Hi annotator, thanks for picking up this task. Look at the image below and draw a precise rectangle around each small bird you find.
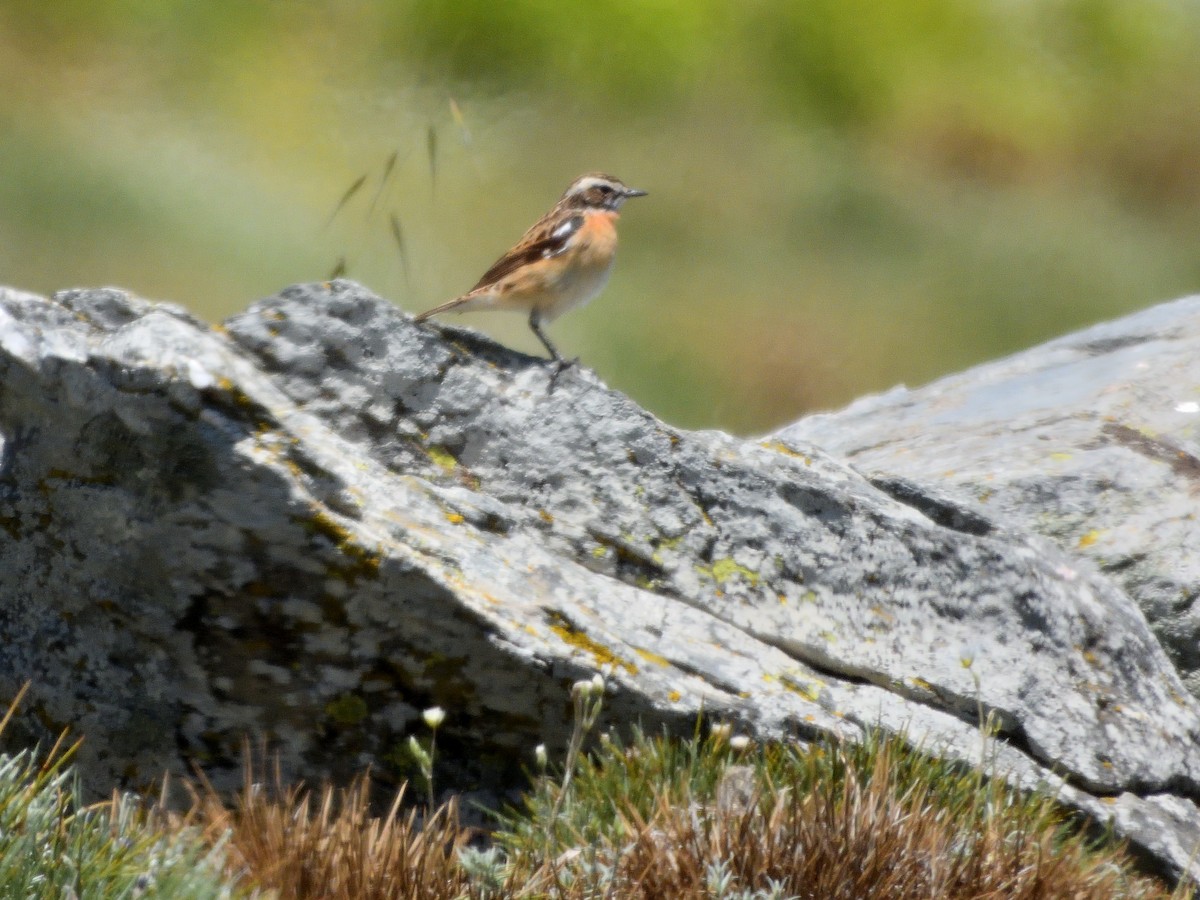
[414,172,647,364]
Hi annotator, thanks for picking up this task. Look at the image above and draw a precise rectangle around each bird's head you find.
[561,173,647,211]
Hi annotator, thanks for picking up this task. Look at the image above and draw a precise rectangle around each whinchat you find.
[414,173,647,364]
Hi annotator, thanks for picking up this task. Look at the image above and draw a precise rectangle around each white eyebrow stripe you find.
[567,176,616,196]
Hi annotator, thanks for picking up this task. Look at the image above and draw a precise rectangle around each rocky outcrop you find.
[0,281,1197,883]
[781,297,1200,697]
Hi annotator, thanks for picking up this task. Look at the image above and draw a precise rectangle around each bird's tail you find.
[413,294,478,322]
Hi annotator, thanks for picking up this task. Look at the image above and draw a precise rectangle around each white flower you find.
[730,735,751,752]
[958,642,982,670]
[535,743,548,769]
[423,706,446,729]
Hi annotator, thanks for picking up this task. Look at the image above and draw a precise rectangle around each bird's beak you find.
[623,187,648,198]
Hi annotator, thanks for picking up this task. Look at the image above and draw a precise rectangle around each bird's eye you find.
[597,184,613,194]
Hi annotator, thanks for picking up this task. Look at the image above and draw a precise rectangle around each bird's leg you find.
[528,311,563,363]
[529,311,579,392]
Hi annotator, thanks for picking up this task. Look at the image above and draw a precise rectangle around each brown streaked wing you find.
[469,214,584,291]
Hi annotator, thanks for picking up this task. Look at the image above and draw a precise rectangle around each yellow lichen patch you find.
[547,614,637,675]
[634,647,670,668]
[650,534,685,564]
[758,439,812,464]
[444,512,465,525]
[668,690,682,703]
[696,558,760,587]
[1077,529,1103,548]
[302,507,383,579]
[210,377,275,428]
[306,507,354,545]
[43,468,101,486]
[539,509,555,523]
[780,675,821,702]
[324,693,368,726]
[427,446,458,473]
[1049,452,1073,462]
[591,546,609,559]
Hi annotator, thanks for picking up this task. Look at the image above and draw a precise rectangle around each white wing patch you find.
[544,215,584,257]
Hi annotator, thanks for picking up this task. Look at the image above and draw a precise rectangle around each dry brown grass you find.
[594,745,1172,899]
[503,736,1182,900]
[179,763,474,900]
[170,734,1185,900]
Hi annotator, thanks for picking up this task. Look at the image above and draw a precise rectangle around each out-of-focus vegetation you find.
[2,1,1199,432]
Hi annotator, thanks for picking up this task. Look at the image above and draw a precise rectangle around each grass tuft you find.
[493,729,1184,899]
[0,685,242,898]
[0,678,1182,899]
[180,759,475,899]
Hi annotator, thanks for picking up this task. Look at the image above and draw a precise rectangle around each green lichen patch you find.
[427,445,458,473]
[650,533,685,564]
[586,531,669,590]
[696,557,761,587]
[324,693,369,726]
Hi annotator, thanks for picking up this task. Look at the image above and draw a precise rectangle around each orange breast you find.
[489,210,622,318]
[573,210,620,261]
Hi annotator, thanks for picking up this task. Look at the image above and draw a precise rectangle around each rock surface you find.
[781,296,1200,696]
[0,281,1197,883]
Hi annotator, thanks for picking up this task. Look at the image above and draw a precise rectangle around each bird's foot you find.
[546,356,580,392]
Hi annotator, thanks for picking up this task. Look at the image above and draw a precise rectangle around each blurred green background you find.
[2,1,1199,433]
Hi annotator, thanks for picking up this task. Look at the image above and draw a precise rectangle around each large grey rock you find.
[0,281,1197,884]
[780,296,1200,695]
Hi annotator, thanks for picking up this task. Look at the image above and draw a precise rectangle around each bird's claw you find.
[547,357,580,392]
